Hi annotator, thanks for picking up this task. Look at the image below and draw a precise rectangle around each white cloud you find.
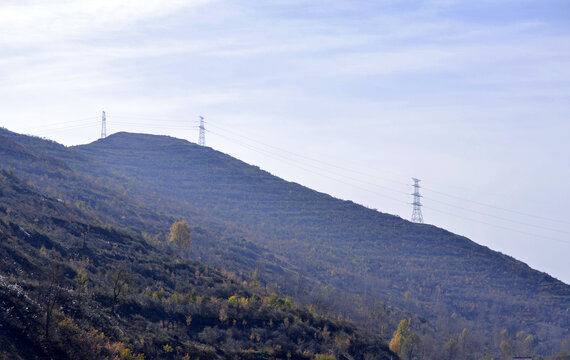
[0,0,211,45]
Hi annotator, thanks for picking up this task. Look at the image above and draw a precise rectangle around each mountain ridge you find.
[73,131,568,355]
[1,127,568,358]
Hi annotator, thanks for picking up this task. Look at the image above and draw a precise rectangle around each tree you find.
[522,334,536,356]
[390,319,411,355]
[390,319,422,359]
[514,330,535,356]
[458,328,471,357]
[42,261,62,341]
[75,267,89,295]
[499,340,511,360]
[402,332,421,360]
[110,265,131,313]
[168,220,192,252]
[444,339,458,360]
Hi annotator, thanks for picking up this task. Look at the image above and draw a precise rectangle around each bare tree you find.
[110,265,131,313]
[43,261,62,341]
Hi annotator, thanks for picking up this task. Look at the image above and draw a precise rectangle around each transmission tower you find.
[411,177,424,223]
[198,116,205,146]
[100,111,107,139]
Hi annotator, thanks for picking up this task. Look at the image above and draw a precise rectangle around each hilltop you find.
[1,128,569,359]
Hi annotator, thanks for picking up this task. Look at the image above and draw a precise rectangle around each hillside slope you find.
[1,128,568,358]
[74,132,570,356]
[0,129,304,288]
[0,141,393,359]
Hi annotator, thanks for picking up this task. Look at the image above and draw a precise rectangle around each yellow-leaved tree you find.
[389,318,421,359]
[389,319,410,354]
[168,220,192,252]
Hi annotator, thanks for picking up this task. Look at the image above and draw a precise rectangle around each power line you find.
[206,126,570,237]
[205,121,409,189]
[19,116,99,132]
[204,122,568,231]
[424,206,570,245]
[422,186,569,225]
[112,114,188,122]
[204,121,570,227]
[26,122,99,135]
[112,121,192,130]
[206,129,409,206]
[205,121,570,230]
[208,128,570,245]
[205,127,411,198]
[204,123,418,209]
[20,113,570,236]
[426,196,570,235]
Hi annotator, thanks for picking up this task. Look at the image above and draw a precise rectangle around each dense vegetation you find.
[1,128,569,359]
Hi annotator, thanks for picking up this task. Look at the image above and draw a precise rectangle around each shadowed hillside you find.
[1,128,568,358]
[0,135,393,359]
[0,129,313,297]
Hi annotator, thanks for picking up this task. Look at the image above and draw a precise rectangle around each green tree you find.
[444,339,458,360]
[499,340,511,360]
[168,220,192,252]
[75,267,89,295]
[522,334,536,356]
[401,332,421,360]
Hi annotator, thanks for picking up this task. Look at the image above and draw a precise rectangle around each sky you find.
[0,0,569,283]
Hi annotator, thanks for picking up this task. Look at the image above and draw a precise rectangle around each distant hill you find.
[1,128,569,359]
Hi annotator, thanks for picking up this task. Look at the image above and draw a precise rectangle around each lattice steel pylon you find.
[101,111,107,139]
[411,177,424,223]
[198,116,205,146]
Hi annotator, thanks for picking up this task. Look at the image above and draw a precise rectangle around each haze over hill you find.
[1,127,568,358]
